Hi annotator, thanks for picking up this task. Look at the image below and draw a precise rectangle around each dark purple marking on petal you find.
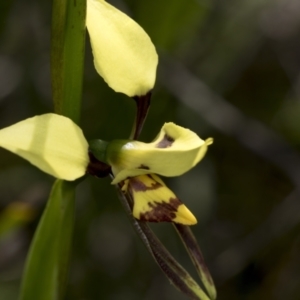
[139,198,182,222]
[138,164,150,170]
[156,134,175,148]
[129,175,162,192]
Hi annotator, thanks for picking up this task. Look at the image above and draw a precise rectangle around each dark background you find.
[1,0,300,299]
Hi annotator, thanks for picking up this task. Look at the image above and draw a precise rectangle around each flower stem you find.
[51,0,86,124]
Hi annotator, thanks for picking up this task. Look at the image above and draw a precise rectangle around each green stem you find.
[21,0,88,299]
[51,0,86,123]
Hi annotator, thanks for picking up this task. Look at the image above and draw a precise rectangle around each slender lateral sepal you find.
[174,224,217,300]
[115,180,211,300]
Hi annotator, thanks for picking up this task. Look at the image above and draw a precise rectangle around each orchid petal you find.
[107,123,213,183]
[0,114,89,180]
[86,0,158,97]
[124,174,197,225]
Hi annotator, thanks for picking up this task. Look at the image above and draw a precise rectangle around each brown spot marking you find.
[156,134,175,148]
[139,198,182,222]
[129,175,161,192]
[138,164,150,170]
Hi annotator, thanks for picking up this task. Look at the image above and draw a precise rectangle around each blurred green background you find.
[1,0,300,299]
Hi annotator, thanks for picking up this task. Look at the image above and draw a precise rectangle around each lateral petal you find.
[0,114,89,180]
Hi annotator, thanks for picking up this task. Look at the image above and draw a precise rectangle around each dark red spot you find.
[156,134,174,148]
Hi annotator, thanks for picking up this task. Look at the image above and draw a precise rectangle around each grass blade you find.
[20,180,76,300]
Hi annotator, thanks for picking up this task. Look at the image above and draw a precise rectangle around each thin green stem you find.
[21,1,88,299]
[51,0,86,123]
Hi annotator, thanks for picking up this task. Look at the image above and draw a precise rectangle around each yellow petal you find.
[0,114,89,180]
[108,122,213,183]
[86,0,158,97]
[125,174,197,225]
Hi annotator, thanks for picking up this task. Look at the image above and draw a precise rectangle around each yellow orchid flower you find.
[105,122,213,184]
[86,0,158,97]
[0,115,212,225]
[90,123,213,225]
[0,114,89,181]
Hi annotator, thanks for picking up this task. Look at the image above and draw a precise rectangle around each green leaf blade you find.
[19,180,75,300]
